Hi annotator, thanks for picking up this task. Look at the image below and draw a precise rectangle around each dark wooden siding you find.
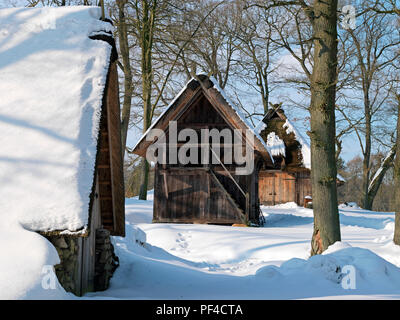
[79,177,102,295]
[153,92,260,224]
[295,170,312,205]
[106,61,125,236]
[96,60,125,237]
[154,167,243,224]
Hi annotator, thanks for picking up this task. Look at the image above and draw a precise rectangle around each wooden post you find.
[162,171,168,199]
[245,192,250,225]
[100,0,105,21]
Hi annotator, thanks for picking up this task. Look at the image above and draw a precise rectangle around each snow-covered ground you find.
[84,195,400,300]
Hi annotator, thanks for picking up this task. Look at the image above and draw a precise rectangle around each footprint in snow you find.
[172,232,191,253]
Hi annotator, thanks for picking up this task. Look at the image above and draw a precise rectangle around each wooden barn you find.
[256,107,344,206]
[0,7,124,296]
[133,75,273,226]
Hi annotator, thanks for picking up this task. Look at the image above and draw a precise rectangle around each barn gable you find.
[133,75,272,225]
[133,75,273,162]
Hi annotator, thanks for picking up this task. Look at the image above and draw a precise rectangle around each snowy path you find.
[86,196,400,300]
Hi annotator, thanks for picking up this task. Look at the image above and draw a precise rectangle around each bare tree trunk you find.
[138,158,150,200]
[117,0,134,157]
[138,0,156,200]
[361,93,372,209]
[366,145,396,210]
[309,0,341,255]
[393,95,400,245]
[100,0,105,20]
[335,138,342,163]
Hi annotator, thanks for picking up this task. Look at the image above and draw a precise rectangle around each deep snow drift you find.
[84,197,400,300]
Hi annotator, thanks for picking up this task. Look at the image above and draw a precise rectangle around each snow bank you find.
[97,221,400,299]
[264,202,300,209]
[87,199,400,299]
[323,241,353,254]
[0,222,73,299]
[255,242,400,295]
[0,6,113,299]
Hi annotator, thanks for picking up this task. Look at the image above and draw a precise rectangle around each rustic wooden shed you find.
[0,7,125,297]
[256,107,344,206]
[133,75,273,226]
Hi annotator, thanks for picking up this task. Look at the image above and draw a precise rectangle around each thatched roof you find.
[256,107,311,170]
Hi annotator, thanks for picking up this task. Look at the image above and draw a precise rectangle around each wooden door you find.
[259,172,276,205]
[275,172,296,204]
[258,171,297,205]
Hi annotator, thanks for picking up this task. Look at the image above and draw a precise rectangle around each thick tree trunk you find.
[309,0,341,255]
[393,96,400,245]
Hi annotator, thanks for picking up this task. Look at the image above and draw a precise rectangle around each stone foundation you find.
[46,235,80,294]
[94,228,119,291]
[46,228,119,295]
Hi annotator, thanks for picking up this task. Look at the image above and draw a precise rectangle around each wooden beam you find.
[209,169,247,224]
[162,171,168,199]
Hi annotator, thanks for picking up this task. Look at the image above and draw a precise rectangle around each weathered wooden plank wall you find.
[154,167,245,224]
[258,170,311,206]
[95,60,125,236]
[295,170,312,205]
[79,176,102,295]
[106,60,125,236]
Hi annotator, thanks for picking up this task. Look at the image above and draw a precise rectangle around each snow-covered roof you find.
[280,116,345,181]
[256,108,346,182]
[0,7,114,233]
[266,132,286,157]
[256,108,311,169]
[282,118,311,169]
